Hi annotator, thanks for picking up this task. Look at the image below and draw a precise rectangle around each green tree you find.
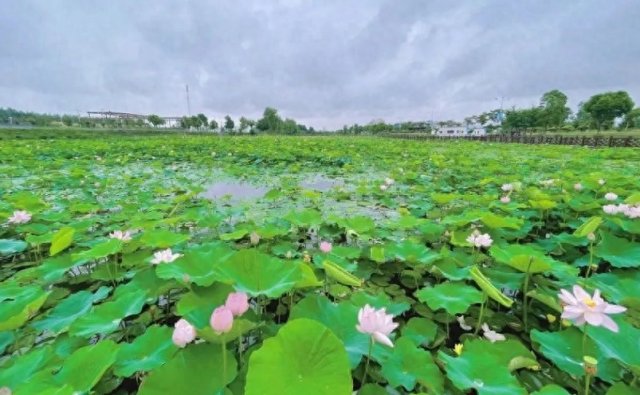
[280,118,299,134]
[197,113,208,128]
[238,117,255,133]
[209,119,219,130]
[583,91,634,130]
[256,107,283,132]
[224,115,235,131]
[622,108,640,129]
[539,90,570,129]
[61,115,74,127]
[147,114,165,127]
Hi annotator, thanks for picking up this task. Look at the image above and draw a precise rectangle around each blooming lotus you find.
[8,210,31,224]
[482,323,506,342]
[225,292,249,317]
[500,195,511,204]
[574,183,583,191]
[109,230,132,242]
[604,192,618,201]
[501,183,513,192]
[384,177,395,185]
[379,184,388,191]
[210,306,234,334]
[598,179,606,185]
[319,241,332,253]
[172,319,196,348]
[558,285,626,332]
[466,231,493,248]
[151,249,182,264]
[249,231,260,245]
[356,304,398,348]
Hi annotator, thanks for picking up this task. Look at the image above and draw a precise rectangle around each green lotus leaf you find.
[176,283,235,328]
[32,287,110,334]
[380,337,443,392]
[219,228,248,241]
[72,238,123,263]
[155,242,234,286]
[594,232,640,268]
[213,249,301,298]
[114,325,178,377]
[401,317,438,347]
[69,290,147,337]
[588,271,640,304]
[416,282,483,315]
[138,343,237,395]
[531,385,571,395]
[480,212,524,229]
[0,239,28,255]
[385,240,440,266]
[52,340,119,393]
[49,226,75,256]
[490,244,554,273]
[245,319,352,395]
[0,283,50,331]
[139,229,190,248]
[606,383,638,395]
[0,346,58,390]
[574,216,603,237]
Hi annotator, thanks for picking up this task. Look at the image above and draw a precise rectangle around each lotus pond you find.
[1,132,640,395]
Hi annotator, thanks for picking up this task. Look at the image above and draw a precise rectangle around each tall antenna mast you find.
[185,84,191,116]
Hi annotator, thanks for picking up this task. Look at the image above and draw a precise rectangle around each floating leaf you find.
[381,337,443,392]
[49,227,75,256]
[416,282,483,315]
[245,319,352,395]
[114,325,178,377]
[594,232,640,268]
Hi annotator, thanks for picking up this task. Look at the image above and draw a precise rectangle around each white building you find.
[433,124,487,137]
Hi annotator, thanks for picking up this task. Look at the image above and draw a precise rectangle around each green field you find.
[1,131,640,394]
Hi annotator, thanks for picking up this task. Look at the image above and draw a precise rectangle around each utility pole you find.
[185,84,191,116]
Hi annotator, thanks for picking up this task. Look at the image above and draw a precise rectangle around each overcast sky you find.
[1,1,638,129]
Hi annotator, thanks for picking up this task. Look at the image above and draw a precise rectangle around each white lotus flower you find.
[501,183,513,192]
[466,231,493,248]
[356,304,399,348]
[384,177,395,185]
[151,249,182,264]
[604,192,618,201]
[379,184,388,191]
[457,315,472,331]
[559,285,626,332]
[482,323,506,342]
[109,230,132,242]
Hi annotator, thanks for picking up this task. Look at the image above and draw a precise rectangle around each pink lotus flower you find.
[225,292,249,317]
[172,318,196,348]
[109,230,132,242]
[558,285,627,332]
[210,306,234,334]
[379,184,388,191]
[574,183,583,191]
[8,210,31,224]
[319,241,332,253]
[356,304,398,348]
[151,249,182,264]
[602,204,618,214]
[500,196,511,204]
[466,231,493,248]
[604,192,618,201]
[501,183,513,192]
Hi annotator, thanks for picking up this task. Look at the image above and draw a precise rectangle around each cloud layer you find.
[1,0,639,129]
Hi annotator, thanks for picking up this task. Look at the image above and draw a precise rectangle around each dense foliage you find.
[1,132,640,394]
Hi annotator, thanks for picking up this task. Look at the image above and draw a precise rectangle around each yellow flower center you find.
[583,298,596,308]
[454,343,463,356]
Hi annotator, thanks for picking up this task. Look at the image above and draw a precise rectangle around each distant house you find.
[433,124,487,137]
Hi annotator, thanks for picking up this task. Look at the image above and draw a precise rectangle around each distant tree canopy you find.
[147,114,165,127]
[224,115,235,131]
[254,107,309,134]
[504,90,570,131]
[209,119,219,130]
[583,91,634,130]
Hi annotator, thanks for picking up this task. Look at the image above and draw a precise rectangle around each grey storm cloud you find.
[1,0,639,129]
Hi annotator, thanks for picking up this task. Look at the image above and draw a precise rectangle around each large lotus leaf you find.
[594,232,640,268]
[462,339,538,371]
[490,244,553,273]
[113,268,175,299]
[139,229,190,248]
[32,287,110,334]
[219,228,249,241]
[156,242,234,286]
[0,346,58,389]
[0,283,50,331]
[342,216,376,234]
[53,340,119,392]
[138,342,237,394]
[588,271,640,304]
[401,317,438,347]
[284,208,322,227]
[176,283,234,328]
[49,226,75,256]
[0,331,15,354]
[480,212,524,229]
[213,249,301,298]
[69,290,147,337]
[72,239,123,263]
[380,337,443,392]
[290,294,373,368]
[531,328,622,382]
[114,325,178,377]
[587,317,640,368]
[416,282,483,315]
[438,348,526,395]
[606,383,638,395]
[385,240,440,266]
[245,319,352,395]
[0,239,28,255]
